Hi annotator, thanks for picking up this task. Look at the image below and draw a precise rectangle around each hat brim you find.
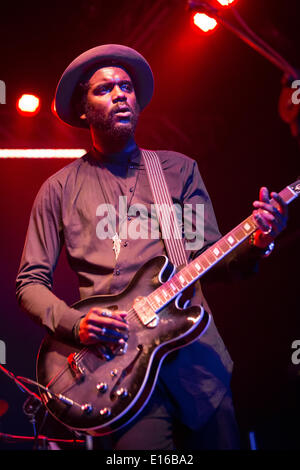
[54,44,154,128]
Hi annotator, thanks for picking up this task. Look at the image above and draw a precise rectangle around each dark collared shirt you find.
[16,146,256,428]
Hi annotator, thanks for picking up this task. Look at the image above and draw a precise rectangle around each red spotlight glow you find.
[193,13,218,33]
[17,94,40,115]
[216,0,237,5]
[51,98,58,118]
[0,149,87,159]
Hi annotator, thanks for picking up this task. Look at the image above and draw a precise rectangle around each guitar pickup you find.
[67,353,85,381]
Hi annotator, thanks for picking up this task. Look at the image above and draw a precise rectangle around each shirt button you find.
[123,241,128,247]
[129,187,134,192]
[115,269,121,276]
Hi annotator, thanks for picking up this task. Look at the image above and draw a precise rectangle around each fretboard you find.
[146,181,299,313]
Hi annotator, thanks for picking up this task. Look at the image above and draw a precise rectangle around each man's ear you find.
[75,81,88,122]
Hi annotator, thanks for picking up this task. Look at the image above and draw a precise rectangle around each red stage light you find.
[17,94,40,115]
[216,0,237,5]
[51,98,58,118]
[193,13,218,33]
[51,98,56,113]
[0,149,87,159]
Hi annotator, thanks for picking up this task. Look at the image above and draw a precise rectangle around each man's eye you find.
[121,83,133,92]
[94,85,111,95]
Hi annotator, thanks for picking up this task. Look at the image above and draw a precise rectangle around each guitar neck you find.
[147,181,300,313]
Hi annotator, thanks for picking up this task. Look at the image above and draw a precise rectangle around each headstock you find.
[289,179,300,195]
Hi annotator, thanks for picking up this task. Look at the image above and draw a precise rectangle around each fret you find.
[178,274,188,286]
[193,261,203,273]
[198,255,210,269]
[164,284,175,297]
[189,264,200,278]
[241,219,255,233]
[242,216,257,232]
[158,280,179,303]
[280,187,289,200]
[211,246,223,258]
[169,281,178,293]
[161,288,170,300]
[242,222,251,232]
[180,267,194,282]
[154,294,163,306]
[232,226,247,241]
[218,239,231,253]
[284,186,299,202]
[203,250,216,265]
[171,276,182,290]
[232,217,257,242]
[226,233,237,246]
[147,296,158,312]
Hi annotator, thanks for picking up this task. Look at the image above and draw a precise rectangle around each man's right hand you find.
[78,308,129,346]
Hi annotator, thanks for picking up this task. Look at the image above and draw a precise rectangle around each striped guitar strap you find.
[141,149,188,268]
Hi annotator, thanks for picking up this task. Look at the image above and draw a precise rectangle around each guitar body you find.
[36,256,210,436]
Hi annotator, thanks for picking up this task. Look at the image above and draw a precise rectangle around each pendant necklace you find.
[95,158,140,260]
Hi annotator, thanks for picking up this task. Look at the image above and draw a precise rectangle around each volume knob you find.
[99,407,111,417]
[96,382,108,393]
[116,388,128,398]
[81,403,93,414]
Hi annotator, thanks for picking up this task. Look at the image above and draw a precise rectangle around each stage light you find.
[51,98,57,116]
[193,13,218,32]
[216,0,236,6]
[0,149,87,159]
[17,94,40,115]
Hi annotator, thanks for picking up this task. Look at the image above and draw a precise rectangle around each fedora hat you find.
[54,44,154,128]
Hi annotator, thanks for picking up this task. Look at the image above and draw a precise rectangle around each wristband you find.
[249,233,275,258]
[262,241,275,258]
[72,317,83,343]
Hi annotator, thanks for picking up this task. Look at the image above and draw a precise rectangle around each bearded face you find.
[80,66,140,144]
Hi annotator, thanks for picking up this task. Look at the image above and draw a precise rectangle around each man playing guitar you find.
[16,44,288,450]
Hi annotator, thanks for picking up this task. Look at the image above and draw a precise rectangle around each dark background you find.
[0,0,299,450]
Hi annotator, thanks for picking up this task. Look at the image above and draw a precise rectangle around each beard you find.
[84,101,140,144]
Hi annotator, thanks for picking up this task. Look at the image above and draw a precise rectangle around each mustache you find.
[111,104,132,115]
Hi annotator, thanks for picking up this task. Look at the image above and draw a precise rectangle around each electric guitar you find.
[36,180,300,436]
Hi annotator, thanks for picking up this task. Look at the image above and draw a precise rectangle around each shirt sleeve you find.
[16,178,82,341]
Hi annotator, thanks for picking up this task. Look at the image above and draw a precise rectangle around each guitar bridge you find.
[67,353,85,381]
[132,296,159,327]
